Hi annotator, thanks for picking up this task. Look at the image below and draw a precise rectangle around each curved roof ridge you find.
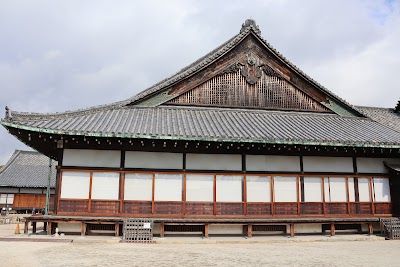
[0,150,21,175]
[3,99,130,121]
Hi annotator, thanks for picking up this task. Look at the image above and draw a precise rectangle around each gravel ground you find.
[0,220,399,267]
[0,239,399,267]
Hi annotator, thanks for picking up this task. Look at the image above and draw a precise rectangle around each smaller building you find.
[0,150,56,213]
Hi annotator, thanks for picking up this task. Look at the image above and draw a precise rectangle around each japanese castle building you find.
[2,20,400,236]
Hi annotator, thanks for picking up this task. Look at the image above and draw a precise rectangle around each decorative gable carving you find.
[167,65,331,112]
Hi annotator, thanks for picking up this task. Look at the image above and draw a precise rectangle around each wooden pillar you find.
[160,222,165,238]
[330,223,335,236]
[47,222,52,236]
[32,222,37,233]
[24,220,29,234]
[81,222,86,236]
[204,223,209,238]
[290,223,295,237]
[247,224,252,238]
[115,223,120,237]
[368,223,373,235]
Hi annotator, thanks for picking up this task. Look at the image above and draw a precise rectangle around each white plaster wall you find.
[303,157,353,173]
[357,158,400,173]
[246,155,301,172]
[58,222,81,233]
[125,151,183,169]
[208,224,243,235]
[294,224,322,234]
[63,149,120,168]
[186,154,241,171]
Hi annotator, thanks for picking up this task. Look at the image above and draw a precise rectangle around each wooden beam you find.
[24,220,29,234]
[32,222,37,234]
[368,223,373,235]
[290,223,295,237]
[330,223,335,236]
[204,223,209,238]
[115,223,119,237]
[48,222,52,235]
[160,222,164,238]
[81,222,86,236]
[247,224,252,238]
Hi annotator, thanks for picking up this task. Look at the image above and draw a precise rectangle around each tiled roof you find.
[356,106,400,133]
[3,106,400,147]
[0,150,56,188]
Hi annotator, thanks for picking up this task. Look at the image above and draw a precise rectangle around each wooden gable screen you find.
[167,69,330,112]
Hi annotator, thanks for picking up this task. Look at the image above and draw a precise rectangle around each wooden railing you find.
[246,202,272,216]
[215,202,244,215]
[57,199,392,217]
[154,201,183,215]
[90,200,119,214]
[123,201,152,214]
[301,203,324,215]
[59,199,88,213]
[185,202,214,216]
[274,203,298,215]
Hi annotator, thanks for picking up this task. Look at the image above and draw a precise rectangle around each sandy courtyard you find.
[0,238,399,267]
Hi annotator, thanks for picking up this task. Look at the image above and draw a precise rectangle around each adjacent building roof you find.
[0,150,56,188]
[3,106,400,147]
[356,106,400,134]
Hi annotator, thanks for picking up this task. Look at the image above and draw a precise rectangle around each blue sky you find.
[0,0,399,164]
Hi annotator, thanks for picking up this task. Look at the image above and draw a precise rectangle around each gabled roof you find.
[0,150,56,188]
[356,106,400,134]
[126,19,362,116]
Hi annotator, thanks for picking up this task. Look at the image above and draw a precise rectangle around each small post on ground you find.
[204,223,209,238]
[368,223,373,235]
[115,223,119,237]
[15,223,21,234]
[47,222,52,235]
[290,223,295,237]
[81,222,86,236]
[24,220,29,234]
[330,223,335,236]
[32,222,37,233]
[160,222,165,238]
[247,224,252,238]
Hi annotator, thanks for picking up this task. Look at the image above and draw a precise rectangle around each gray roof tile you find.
[356,106,400,133]
[0,150,56,188]
[4,106,400,147]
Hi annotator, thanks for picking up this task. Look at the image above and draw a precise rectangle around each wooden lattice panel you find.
[168,70,330,112]
[123,218,154,243]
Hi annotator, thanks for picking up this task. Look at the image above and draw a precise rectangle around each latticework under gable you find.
[167,70,331,112]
